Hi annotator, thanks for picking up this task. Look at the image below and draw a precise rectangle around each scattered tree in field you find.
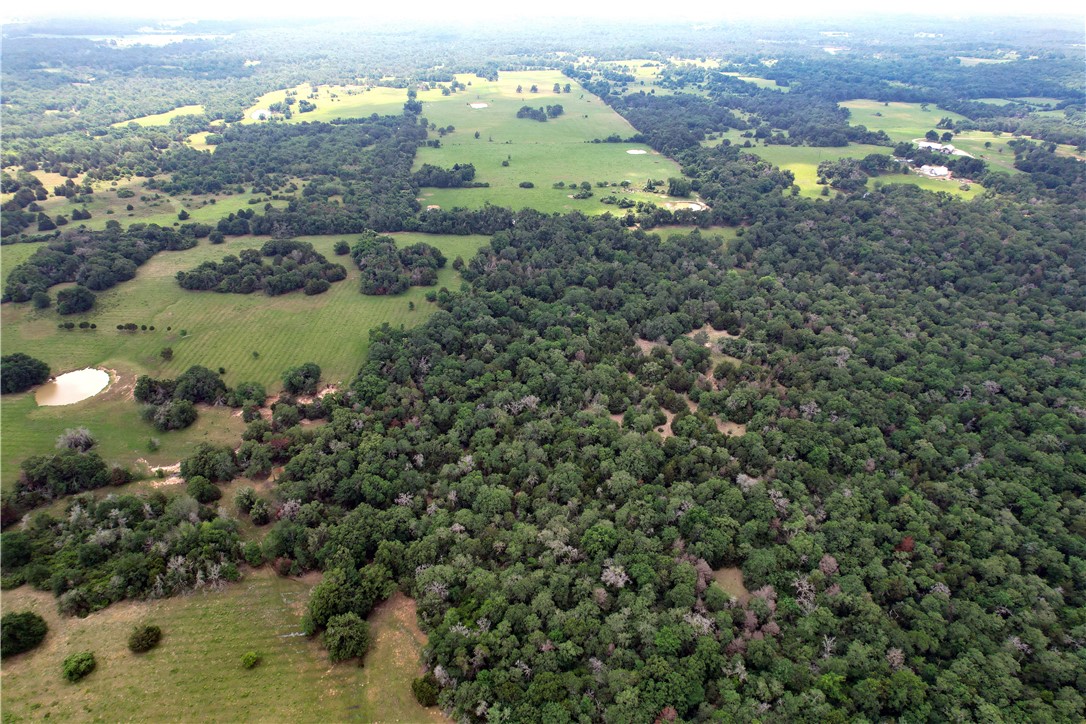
[128,625,162,653]
[412,673,440,706]
[240,651,261,669]
[56,286,95,315]
[62,652,96,682]
[1,612,48,656]
[1,353,50,394]
[282,362,322,396]
[322,612,371,663]
[186,475,222,504]
[160,347,173,361]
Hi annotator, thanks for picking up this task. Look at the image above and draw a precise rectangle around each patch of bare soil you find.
[635,337,665,355]
[712,567,751,604]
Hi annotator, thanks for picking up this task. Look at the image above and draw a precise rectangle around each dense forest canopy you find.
[1,13,1084,724]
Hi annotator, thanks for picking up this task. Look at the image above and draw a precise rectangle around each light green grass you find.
[1,233,489,485]
[652,225,739,244]
[0,570,445,722]
[412,71,692,213]
[239,72,695,215]
[1,242,42,288]
[111,104,206,127]
[242,84,411,124]
[721,72,787,92]
[30,178,289,232]
[840,100,969,142]
[1,384,247,492]
[186,131,218,152]
[742,144,981,198]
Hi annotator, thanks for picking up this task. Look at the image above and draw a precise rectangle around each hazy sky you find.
[7,0,1085,22]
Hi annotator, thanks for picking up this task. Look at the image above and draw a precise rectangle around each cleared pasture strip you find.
[0,570,441,722]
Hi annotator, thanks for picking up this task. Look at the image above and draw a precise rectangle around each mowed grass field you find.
[242,72,695,215]
[743,144,979,198]
[413,71,691,214]
[110,104,206,127]
[840,100,970,142]
[0,233,489,486]
[0,570,446,723]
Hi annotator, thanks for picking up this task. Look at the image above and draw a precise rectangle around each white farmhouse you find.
[920,165,951,177]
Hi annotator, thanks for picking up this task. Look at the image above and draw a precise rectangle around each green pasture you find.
[839,100,969,142]
[412,71,693,213]
[27,177,289,232]
[242,84,410,124]
[0,233,489,485]
[743,144,980,198]
[111,104,206,127]
[239,72,696,215]
[186,131,218,152]
[0,570,444,722]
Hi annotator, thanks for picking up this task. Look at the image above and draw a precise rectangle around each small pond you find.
[35,368,110,406]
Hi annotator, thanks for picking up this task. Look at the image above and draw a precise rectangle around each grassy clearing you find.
[743,144,979,198]
[840,100,969,142]
[0,570,443,722]
[186,131,218,152]
[720,72,787,92]
[110,104,206,127]
[1,242,42,288]
[652,225,738,244]
[413,71,693,214]
[240,72,695,215]
[27,177,289,233]
[359,593,449,723]
[0,233,489,486]
[956,56,1012,67]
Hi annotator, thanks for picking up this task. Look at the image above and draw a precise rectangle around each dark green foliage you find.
[180,443,238,483]
[2,227,196,303]
[62,651,96,682]
[333,240,350,255]
[305,561,393,634]
[128,624,162,653]
[351,232,445,295]
[31,291,50,308]
[412,673,439,707]
[1,611,48,656]
[281,362,321,396]
[176,240,346,296]
[55,285,95,315]
[2,492,240,614]
[186,475,221,504]
[10,449,112,511]
[143,398,198,431]
[412,163,477,188]
[321,612,370,663]
[1,353,50,394]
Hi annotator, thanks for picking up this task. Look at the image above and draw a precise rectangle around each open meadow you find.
[0,570,443,723]
[0,233,489,486]
[111,104,206,127]
[1,174,290,232]
[241,71,697,214]
[741,143,979,198]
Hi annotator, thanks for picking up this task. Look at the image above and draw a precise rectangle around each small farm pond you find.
[35,369,110,406]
